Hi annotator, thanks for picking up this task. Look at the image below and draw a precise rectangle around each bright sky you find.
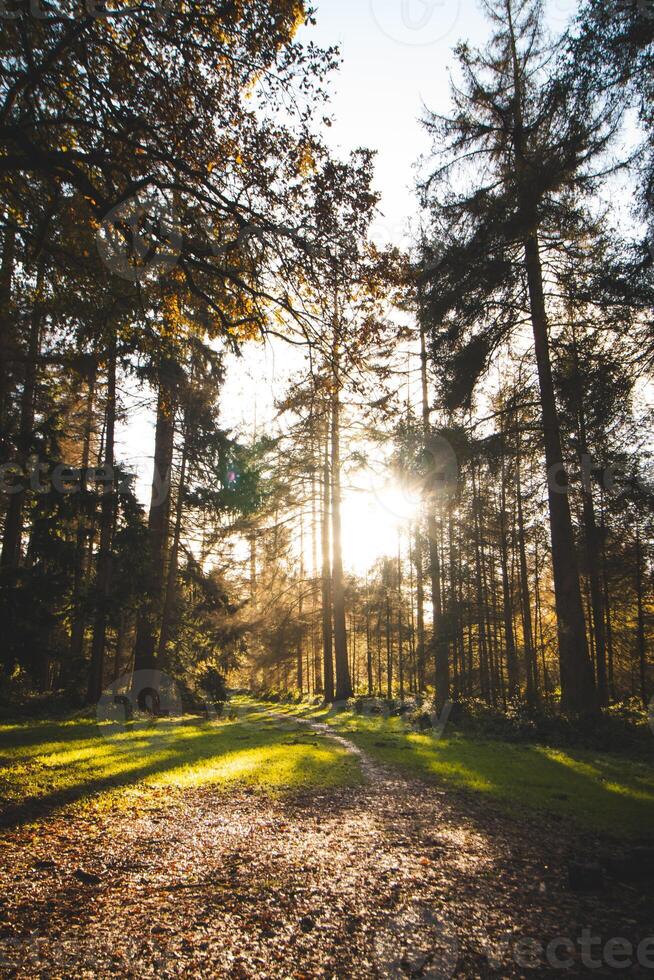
[123,0,577,573]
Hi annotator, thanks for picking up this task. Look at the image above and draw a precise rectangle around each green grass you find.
[4,694,652,838]
[0,698,361,823]
[276,702,654,839]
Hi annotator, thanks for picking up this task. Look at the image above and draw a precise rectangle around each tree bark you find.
[635,522,648,711]
[330,337,352,702]
[506,2,596,714]
[499,421,519,697]
[321,413,334,701]
[70,364,97,663]
[1,263,43,571]
[420,314,449,706]
[414,527,426,691]
[311,434,323,693]
[385,589,392,698]
[523,234,596,712]
[87,334,117,704]
[397,535,404,700]
[133,367,176,673]
[0,223,16,457]
[515,442,538,704]
[156,424,188,665]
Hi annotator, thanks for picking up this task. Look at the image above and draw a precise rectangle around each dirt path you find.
[263,710,385,783]
[1,718,652,978]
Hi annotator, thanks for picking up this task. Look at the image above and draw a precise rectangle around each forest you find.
[1,0,654,977]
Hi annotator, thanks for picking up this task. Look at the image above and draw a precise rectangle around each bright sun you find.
[340,475,421,574]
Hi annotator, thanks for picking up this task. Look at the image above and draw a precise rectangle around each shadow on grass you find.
[0,712,360,829]
[309,711,654,840]
[0,717,100,752]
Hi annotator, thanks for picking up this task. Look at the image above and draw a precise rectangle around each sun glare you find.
[340,475,421,574]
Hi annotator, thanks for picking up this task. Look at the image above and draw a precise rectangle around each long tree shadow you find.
[0,714,360,830]
[0,717,102,752]
[354,727,654,840]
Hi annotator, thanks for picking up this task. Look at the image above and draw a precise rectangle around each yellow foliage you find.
[297,142,316,177]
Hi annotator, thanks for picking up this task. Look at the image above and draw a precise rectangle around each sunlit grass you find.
[284,704,654,838]
[0,701,361,821]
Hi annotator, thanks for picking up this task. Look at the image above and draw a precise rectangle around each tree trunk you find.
[70,364,97,663]
[499,422,519,697]
[506,4,596,714]
[157,426,189,665]
[330,342,352,702]
[133,367,176,673]
[1,264,43,570]
[312,434,323,693]
[297,505,305,693]
[87,334,117,704]
[600,498,616,701]
[385,591,392,698]
[568,317,610,707]
[366,576,373,695]
[420,315,449,706]
[321,414,334,702]
[0,223,16,455]
[635,523,648,711]
[397,535,404,700]
[472,462,489,700]
[414,527,426,691]
[522,234,596,712]
[515,442,537,704]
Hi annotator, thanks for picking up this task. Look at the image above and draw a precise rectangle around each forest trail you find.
[1,712,652,978]
[261,708,385,784]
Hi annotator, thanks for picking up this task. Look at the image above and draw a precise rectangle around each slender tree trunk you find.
[297,505,305,693]
[397,535,404,700]
[420,315,448,706]
[386,591,392,698]
[578,460,609,706]
[330,340,352,702]
[312,435,323,693]
[70,365,97,663]
[1,264,43,570]
[499,423,519,696]
[157,428,189,664]
[0,223,16,456]
[523,234,595,711]
[472,462,489,700]
[534,535,549,698]
[635,523,648,711]
[568,316,610,707]
[376,611,382,695]
[366,577,373,695]
[133,368,176,673]
[408,532,417,693]
[600,498,616,701]
[87,335,117,704]
[479,491,497,705]
[321,414,334,702]
[414,527,426,691]
[515,443,537,704]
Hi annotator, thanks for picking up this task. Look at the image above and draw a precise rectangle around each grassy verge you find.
[274,702,654,838]
[0,699,361,822]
